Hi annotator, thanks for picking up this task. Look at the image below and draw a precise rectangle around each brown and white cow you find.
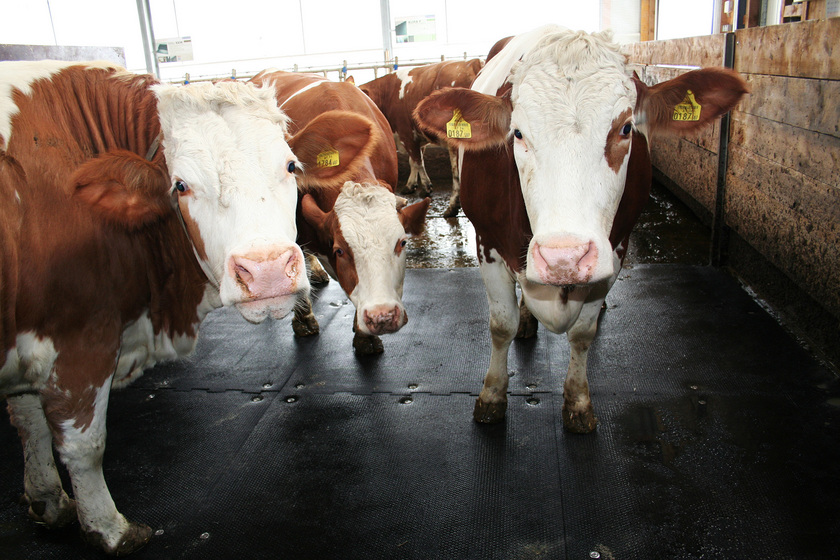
[415,26,747,431]
[359,59,483,217]
[251,70,430,355]
[0,61,372,554]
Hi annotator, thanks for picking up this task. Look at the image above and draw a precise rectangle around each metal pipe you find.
[710,31,737,267]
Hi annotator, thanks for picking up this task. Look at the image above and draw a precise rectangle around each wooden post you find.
[640,0,656,41]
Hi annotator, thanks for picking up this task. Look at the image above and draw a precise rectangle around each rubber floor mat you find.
[1,266,839,559]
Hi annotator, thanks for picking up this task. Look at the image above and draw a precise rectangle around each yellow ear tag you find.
[316,149,340,168]
[672,89,702,122]
[446,108,472,139]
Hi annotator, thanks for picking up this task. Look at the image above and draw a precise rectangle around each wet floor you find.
[401,146,711,269]
[3,149,840,560]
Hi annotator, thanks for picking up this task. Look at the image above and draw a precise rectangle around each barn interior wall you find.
[625,17,840,372]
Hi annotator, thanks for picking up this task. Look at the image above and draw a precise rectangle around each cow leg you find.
[292,293,320,337]
[44,361,152,555]
[443,146,461,218]
[474,261,518,423]
[7,393,77,528]
[562,297,605,433]
[403,154,423,195]
[415,145,434,198]
[306,253,330,285]
[515,291,538,339]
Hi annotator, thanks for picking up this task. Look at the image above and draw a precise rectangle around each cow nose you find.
[231,249,302,298]
[363,304,405,335]
[532,238,598,285]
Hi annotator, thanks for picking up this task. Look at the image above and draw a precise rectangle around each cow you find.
[359,58,483,217]
[414,26,748,432]
[0,61,374,555]
[251,70,430,355]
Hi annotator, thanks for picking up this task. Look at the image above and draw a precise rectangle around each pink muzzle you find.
[230,248,303,300]
[531,237,599,286]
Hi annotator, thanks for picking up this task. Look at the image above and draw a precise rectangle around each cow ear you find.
[413,87,511,151]
[72,149,170,229]
[289,110,377,188]
[635,67,748,136]
[398,197,431,236]
[300,193,328,230]
[345,75,355,85]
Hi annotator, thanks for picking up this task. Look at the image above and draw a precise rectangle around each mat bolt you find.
[690,385,698,390]
[199,532,210,540]
[154,529,164,536]
[295,383,305,389]
[286,396,298,403]
[262,383,273,389]
[526,397,540,406]
[399,396,413,404]
[526,384,537,390]
[251,395,263,402]
[590,552,600,559]
[408,384,418,390]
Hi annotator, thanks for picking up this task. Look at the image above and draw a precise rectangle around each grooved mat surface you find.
[2,266,839,559]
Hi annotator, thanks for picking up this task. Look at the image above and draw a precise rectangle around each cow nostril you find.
[285,252,299,279]
[235,264,254,286]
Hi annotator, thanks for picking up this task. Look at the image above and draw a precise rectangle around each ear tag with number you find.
[316,149,340,168]
[446,108,472,139]
[672,89,702,121]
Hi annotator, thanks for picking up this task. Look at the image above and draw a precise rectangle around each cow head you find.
[301,182,430,336]
[414,26,747,286]
[73,83,376,324]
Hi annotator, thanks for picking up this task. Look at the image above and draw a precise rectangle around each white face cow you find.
[504,32,636,286]
[154,82,308,322]
[301,181,429,336]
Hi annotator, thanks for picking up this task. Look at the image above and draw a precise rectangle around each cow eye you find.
[174,180,188,193]
[513,129,523,140]
[287,161,296,174]
[620,123,632,136]
[334,247,344,257]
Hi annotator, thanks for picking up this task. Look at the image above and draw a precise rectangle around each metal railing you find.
[168,52,482,85]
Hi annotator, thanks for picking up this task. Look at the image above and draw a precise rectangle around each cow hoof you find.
[293,315,320,337]
[309,268,330,285]
[398,185,417,195]
[442,205,460,218]
[473,398,507,424]
[417,186,433,198]
[562,404,598,434]
[82,521,153,556]
[353,333,384,355]
[26,496,77,528]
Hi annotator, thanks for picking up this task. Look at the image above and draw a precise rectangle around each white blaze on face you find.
[334,182,409,336]
[154,82,309,322]
[477,26,637,286]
